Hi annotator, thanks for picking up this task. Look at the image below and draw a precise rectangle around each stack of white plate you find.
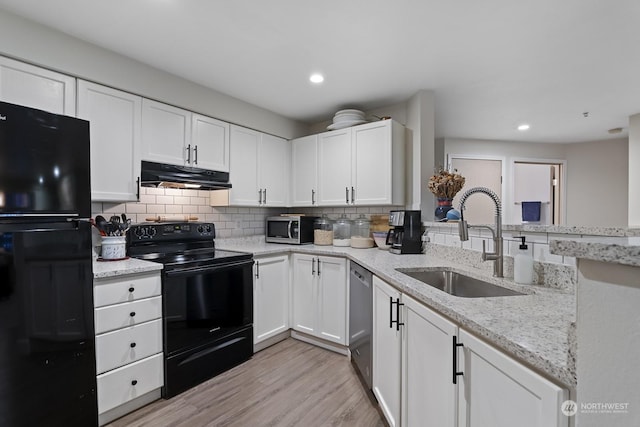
[327,109,366,130]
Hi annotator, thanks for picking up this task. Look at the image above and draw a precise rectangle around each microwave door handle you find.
[288,221,294,239]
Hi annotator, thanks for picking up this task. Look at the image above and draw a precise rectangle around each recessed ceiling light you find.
[517,124,530,131]
[309,73,324,84]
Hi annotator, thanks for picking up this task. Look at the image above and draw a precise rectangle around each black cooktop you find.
[127,222,252,267]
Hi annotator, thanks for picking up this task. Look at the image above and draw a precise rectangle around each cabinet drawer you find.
[94,273,161,308]
[96,319,163,374]
[94,296,162,334]
[97,353,164,414]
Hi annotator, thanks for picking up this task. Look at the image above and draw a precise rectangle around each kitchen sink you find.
[396,268,525,298]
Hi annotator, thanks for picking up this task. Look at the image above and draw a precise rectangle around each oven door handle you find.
[165,259,254,277]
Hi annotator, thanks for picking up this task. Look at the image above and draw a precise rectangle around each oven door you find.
[163,258,253,357]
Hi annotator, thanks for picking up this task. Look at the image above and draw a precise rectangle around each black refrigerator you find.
[0,101,98,426]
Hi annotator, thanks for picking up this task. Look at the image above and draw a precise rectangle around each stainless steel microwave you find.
[265,216,318,244]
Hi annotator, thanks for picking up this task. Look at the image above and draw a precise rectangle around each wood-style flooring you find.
[107,338,386,427]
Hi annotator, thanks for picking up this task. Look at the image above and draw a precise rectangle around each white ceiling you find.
[1,0,639,143]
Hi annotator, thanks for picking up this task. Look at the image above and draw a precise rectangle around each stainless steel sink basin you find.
[396,268,525,298]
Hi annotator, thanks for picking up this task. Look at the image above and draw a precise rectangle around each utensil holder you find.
[101,236,126,260]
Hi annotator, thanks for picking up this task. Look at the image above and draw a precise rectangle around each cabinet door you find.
[457,329,568,427]
[254,255,290,344]
[402,295,457,427]
[353,120,393,205]
[317,128,352,206]
[291,254,316,336]
[316,256,347,345]
[373,276,402,427]
[259,134,290,206]
[191,113,230,171]
[141,99,190,165]
[290,134,318,206]
[77,80,142,201]
[229,125,260,206]
[0,56,75,115]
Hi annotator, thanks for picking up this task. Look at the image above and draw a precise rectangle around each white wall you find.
[629,114,640,227]
[0,9,308,139]
[565,138,628,227]
[443,138,566,224]
[442,137,629,227]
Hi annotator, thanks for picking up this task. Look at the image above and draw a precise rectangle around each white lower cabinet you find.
[402,294,457,427]
[291,254,348,345]
[93,270,163,422]
[96,353,163,414]
[372,276,402,427]
[373,276,568,427]
[456,329,568,427]
[254,254,290,345]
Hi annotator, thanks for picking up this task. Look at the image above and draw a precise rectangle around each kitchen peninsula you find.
[551,237,640,427]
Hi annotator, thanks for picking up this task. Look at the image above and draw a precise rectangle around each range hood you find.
[140,161,232,190]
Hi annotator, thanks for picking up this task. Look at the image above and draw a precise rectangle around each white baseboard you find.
[290,330,349,356]
[98,388,162,426]
[254,330,291,353]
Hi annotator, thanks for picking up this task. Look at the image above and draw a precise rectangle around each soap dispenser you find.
[514,236,534,284]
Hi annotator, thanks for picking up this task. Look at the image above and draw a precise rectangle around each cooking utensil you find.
[121,213,127,223]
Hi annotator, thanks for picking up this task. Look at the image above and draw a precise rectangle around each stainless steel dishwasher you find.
[349,261,373,389]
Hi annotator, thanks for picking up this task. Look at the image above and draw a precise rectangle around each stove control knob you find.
[133,227,144,237]
[148,227,157,237]
[205,225,213,233]
[197,225,204,234]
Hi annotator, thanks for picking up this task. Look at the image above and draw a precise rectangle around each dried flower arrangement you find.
[428,168,466,199]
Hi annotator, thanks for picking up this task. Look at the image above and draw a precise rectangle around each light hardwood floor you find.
[108,338,386,427]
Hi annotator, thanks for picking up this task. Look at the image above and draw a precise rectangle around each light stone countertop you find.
[218,237,577,388]
[93,256,163,279]
[550,236,640,267]
[424,221,640,237]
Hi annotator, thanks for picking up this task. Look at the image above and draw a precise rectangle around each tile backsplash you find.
[91,187,401,238]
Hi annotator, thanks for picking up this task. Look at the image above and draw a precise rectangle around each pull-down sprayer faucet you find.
[457,187,504,277]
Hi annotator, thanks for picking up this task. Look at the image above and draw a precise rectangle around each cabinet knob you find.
[131,380,138,386]
[130,312,136,317]
[130,342,137,348]
[128,287,135,293]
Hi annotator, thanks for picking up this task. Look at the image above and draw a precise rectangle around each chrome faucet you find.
[457,187,504,277]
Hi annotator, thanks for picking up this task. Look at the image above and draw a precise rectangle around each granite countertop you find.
[550,236,640,267]
[218,237,577,388]
[93,256,163,279]
[423,221,640,237]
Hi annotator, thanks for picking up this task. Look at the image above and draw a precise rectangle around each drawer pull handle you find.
[130,312,136,317]
[130,342,137,348]
[131,380,138,386]
[128,287,135,293]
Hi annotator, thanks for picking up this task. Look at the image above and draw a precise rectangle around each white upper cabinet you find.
[141,99,229,171]
[141,99,191,166]
[317,128,353,205]
[77,80,142,202]
[290,134,318,206]
[191,113,230,171]
[352,120,405,205]
[0,56,75,115]
[228,125,289,207]
[229,125,260,205]
[301,120,405,207]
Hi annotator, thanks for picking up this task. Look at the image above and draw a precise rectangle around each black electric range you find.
[127,222,254,398]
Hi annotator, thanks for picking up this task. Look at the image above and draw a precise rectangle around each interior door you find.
[450,157,502,225]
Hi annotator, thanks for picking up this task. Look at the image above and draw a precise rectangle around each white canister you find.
[101,236,127,260]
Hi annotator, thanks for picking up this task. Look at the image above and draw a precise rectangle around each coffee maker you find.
[386,210,422,254]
